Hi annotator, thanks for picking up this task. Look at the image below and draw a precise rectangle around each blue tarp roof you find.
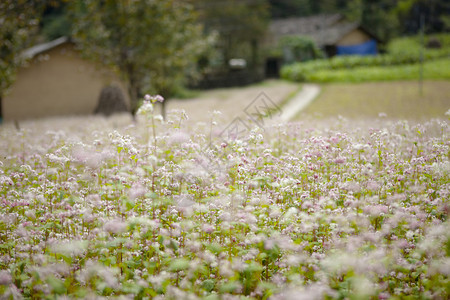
[337,39,377,56]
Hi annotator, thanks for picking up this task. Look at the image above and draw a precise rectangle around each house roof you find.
[22,36,70,59]
[270,14,379,47]
[270,14,343,36]
[311,22,361,46]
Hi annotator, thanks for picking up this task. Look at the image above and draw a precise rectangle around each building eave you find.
[22,36,71,59]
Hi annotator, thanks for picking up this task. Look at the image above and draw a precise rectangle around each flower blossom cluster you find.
[0,111,448,299]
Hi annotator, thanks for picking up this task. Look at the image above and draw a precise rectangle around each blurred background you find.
[1,0,449,123]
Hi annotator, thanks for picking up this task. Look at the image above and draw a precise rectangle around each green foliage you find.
[70,0,209,112]
[273,36,324,63]
[194,0,270,68]
[281,33,450,83]
[40,3,72,41]
[269,0,448,41]
[388,33,450,54]
[305,58,450,83]
[0,1,45,98]
[168,258,190,272]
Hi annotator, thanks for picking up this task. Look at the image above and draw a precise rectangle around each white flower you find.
[137,100,154,115]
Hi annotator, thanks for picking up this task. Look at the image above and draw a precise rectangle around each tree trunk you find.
[128,83,139,115]
[0,95,3,124]
[250,39,258,69]
[123,58,141,115]
[161,100,167,120]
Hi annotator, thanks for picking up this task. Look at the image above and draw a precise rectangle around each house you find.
[269,14,380,57]
[3,37,130,121]
[266,14,381,76]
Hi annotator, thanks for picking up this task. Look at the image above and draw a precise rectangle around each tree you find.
[0,0,45,123]
[394,0,449,34]
[40,1,72,41]
[268,0,311,18]
[70,0,207,117]
[194,0,270,76]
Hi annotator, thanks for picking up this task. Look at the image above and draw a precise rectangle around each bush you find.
[306,58,450,82]
[281,33,450,83]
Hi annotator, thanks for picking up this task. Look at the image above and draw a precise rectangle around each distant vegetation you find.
[281,34,450,83]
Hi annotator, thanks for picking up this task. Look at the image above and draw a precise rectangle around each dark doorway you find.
[324,45,337,57]
[265,57,280,78]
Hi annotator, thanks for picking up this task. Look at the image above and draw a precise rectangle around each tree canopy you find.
[70,0,208,115]
[0,0,46,120]
[269,0,449,39]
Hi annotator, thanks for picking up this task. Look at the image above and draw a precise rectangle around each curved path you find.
[165,81,320,124]
[279,84,320,122]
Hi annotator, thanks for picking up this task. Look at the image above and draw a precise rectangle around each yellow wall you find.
[4,43,129,121]
[337,29,372,46]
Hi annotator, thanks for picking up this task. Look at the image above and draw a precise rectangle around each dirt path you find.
[164,80,300,124]
[278,84,320,121]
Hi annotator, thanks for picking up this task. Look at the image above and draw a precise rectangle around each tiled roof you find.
[269,14,369,47]
[310,22,360,46]
[270,14,343,36]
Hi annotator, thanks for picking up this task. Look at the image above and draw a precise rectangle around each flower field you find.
[0,99,449,299]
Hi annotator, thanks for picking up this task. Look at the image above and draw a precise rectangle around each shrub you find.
[280,34,450,83]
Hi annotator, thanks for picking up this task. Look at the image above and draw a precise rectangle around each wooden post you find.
[0,95,3,124]
[419,13,425,96]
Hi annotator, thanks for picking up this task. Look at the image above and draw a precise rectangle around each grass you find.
[295,80,450,121]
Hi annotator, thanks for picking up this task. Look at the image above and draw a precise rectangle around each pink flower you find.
[202,224,215,234]
[144,94,164,103]
[129,183,146,200]
[103,219,127,234]
[0,270,12,285]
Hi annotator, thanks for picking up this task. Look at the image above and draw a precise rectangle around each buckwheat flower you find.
[231,258,245,272]
[264,239,276,250]
[154,94,164,103]
[429,257,450,276]
[168,130,190,145]
[98,267,120,289]
[352,276,376,298]
[144,94,164,104]
[219,260,234,278]
[174,194,195,208]
[129,182,146,200]
[50,240,88,257]
[0,270,12,285]
[366,180,380,191]
[103,219,127,234]
[334,156,346,164]
[343,181,361,193]
[137,99,154,115]
[202,224,215,234]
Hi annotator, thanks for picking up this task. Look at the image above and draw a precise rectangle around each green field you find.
[295,80,450,120]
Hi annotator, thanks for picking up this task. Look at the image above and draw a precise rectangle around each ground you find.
[165,80,300,124]
[166,80,449,124]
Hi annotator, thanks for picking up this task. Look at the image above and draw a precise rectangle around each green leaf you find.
[202,279,215,292]
[46,275,67,294]
[168,239,179,251]
[168,258,190,272]
[219,281,240,293]
[206,242,223,254]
